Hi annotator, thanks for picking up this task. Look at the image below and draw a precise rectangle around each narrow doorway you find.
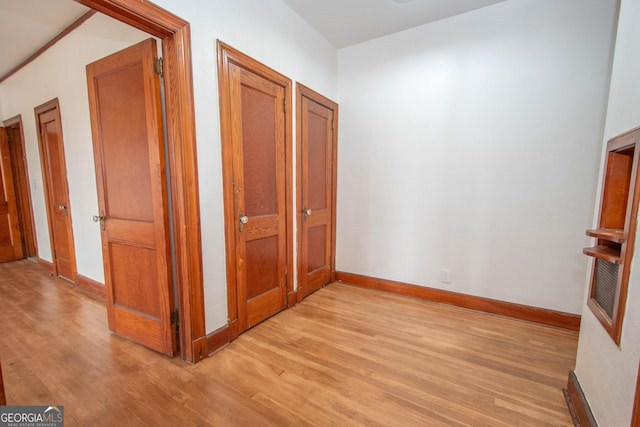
[34,99,76,281]
[3,116,37,258]
[296,84,338,301]
[86,38,177,356]
[218,41,294,340]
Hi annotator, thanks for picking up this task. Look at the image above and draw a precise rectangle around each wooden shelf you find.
[583,245,622,264]
[586,228,626,243]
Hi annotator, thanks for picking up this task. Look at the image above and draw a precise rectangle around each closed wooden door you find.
[0,128,24,263]
[297,85,338,300]
[35,100,76,280]
[86,39,176,356]
[219,42,292,338]
[5,118,37,258]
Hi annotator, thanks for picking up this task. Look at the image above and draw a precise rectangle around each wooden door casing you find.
[0,128,24,263]
[86,38,176,356]
[35,99,76,280]
[218,41,293,340]
[296,84,338,301]
[4,116,37,258]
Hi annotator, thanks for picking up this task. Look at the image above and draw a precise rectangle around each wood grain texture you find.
[296,83,338,302]
[34,99,76,282]
[586,126,640,344]
[632,361,640,427]
[76,0,206,363]
[3,116,37,258]
[336,271,581,331]
[0,360,5,406]
[217,41,293,340]
[75,274,105,298]
[0,260,577,425]
[564,371,597,427]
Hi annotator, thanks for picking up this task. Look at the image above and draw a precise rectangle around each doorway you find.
[218,41,294,340]
[3,116,37,258]
[34,99,76,281]
[77,0,205,362]
[296,84,338,301]
[86,38,176,356]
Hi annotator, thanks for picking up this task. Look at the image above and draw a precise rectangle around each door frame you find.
[76,0,205,362]
[2,115,37,257]
[217,41,294,340]
[34,98,77,281]
[296,83,338,301]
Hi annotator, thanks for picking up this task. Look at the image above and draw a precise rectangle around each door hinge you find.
[332,119,334,131]
[170,309,179,326]
[154,57,164,78]
[285,272,289,290]
[284,98,287,113]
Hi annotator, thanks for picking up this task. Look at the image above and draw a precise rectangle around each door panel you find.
[35,101,76,280]
[218,42,292,339]
[5,118,37,257]
[231,63,287,332]
[0,128,23,262]
[297,85,338,300]
[86,38,175,356]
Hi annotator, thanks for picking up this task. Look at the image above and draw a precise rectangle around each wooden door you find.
[35,100,76,280]
[0,128,24,263]
[297,85,338,300]
[4,117,37,258]
[86,39,175,356]
[218,42,292,338]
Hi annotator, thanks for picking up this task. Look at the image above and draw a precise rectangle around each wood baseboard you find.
[565,371,598,427]
[36,257,55,274]
[335,272,581,331]
[76,274,105,298]
[287,290,298,308]
[205,326,230,357]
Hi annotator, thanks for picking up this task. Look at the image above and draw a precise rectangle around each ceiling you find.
[0,0,89,78]
[280,0,508,48]
[0,0,507,80]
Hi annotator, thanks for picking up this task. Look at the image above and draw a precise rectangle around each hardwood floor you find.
[0,259,578,426]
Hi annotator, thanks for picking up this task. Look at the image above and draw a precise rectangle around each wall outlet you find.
[441,269,452,284]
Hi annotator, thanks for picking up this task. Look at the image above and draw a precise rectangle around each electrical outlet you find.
[441,269,452,284]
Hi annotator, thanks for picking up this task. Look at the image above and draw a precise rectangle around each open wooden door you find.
[86,38,176,356]
[297,85,338,300]
[0,128,24,263]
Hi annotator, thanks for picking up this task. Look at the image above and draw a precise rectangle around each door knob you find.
[58,205,66,211]
[304,208,312,218]
[239,214,249,231]
[93,212,106,231]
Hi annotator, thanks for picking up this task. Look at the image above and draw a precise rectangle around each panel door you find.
[0,128,24,263]
[230,63,287,332]
[6,120,36,257]
[86,38,176,356]
[36,103,76,280]
[298,87,337,300]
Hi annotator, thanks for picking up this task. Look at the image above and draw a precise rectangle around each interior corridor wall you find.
[336,0,617,314]
[0,13,150,283]
[144,0,338,332]
[574,0,640,425]
[0,1,339,334]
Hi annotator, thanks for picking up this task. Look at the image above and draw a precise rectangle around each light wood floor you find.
[0,259,577,426]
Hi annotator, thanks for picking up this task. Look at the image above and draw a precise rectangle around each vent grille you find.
[594,258,618,318]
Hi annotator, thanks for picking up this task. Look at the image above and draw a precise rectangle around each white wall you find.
[574,0,640,425]
[0,14,150,283]
[151,0,338,332]
[336,0,617,314]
